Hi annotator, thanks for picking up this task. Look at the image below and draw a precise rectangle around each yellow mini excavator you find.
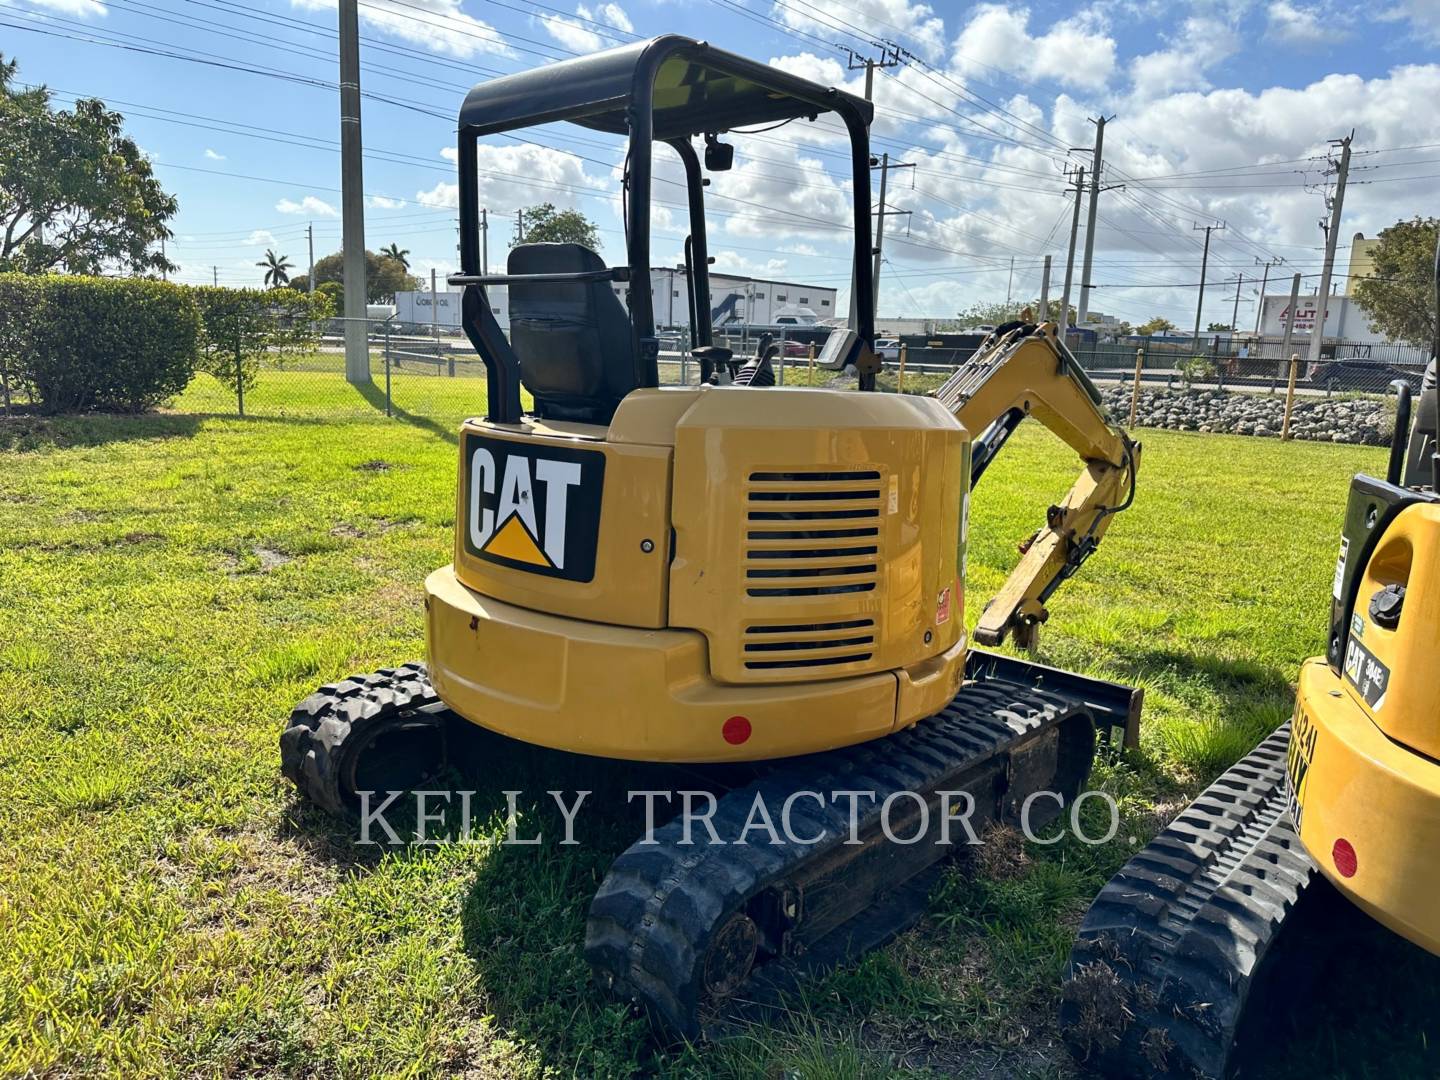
[281,35,1142,1035]
[1061,235,1440,1078]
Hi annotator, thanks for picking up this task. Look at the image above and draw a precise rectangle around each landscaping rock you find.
[1100,384,1392,446]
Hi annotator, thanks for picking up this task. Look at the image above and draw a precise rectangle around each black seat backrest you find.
[506,243,637,423]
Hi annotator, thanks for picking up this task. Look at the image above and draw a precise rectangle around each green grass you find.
[2,386,1437,1078]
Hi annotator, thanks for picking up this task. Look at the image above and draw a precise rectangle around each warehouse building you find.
[397,268,837,333]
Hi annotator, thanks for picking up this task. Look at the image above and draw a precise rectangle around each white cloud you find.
[1379,0,1440,44]
[276,195,338,216]
[366,194,407,209]
[593,2,631,32]
[417,143,610,214]
[1129,16,1242,99]
[243,230,277,246]
[770,0,947,60]
[10,0,106,15]
[1265,0,1351,46]
[709,250,790,277]
[203,148,225,161]
[541,2,632,52]
[706,143,855,241]
[288,0,509,59]
[952,6,1117,91]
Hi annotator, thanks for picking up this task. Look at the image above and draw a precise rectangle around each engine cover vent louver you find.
[742,617,876,669]
[740,471,883,676]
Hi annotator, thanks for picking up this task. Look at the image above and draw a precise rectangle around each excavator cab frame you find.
[448,34,880,423]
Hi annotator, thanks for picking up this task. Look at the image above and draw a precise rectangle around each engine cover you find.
[666,387,968,684]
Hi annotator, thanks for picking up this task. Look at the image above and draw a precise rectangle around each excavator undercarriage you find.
[1061,234,1440,1077]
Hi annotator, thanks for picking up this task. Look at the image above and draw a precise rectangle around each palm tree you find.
[257,249,293,287]
[380,243,410,270]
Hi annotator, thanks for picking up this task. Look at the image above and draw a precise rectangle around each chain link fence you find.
[169,317,842,420]
[161,316,1425,449]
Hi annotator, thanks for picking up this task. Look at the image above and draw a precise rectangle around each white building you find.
[625,268,837,330]
[1258,294,1385,344]
[395,289,463,328]
[398,268,838,333]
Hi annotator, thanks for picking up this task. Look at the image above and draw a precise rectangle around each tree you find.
[1353,217,1439,350]
[194,286,330,408]
[0,56,177,276]
[956,299,1017,327]
[258,249,293,288]
[379,242,410,269]
[1138,316,1176,335]
[1206,321,1233,332]
[310,249,421,303]
[316,280,343,310]
[519,203,600,249]
[957,297,1077,328]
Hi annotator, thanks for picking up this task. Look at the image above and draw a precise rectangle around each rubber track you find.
[584,682,1088,1038]
[279,662,439,816]
[1060,723,1318,1079]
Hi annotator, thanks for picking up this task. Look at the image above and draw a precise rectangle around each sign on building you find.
[1259,294,1383,344]
[395,290,464,328]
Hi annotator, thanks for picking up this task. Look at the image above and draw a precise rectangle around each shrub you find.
[2,273,202,413]
[1177,355,1215,388]
[0,274,39,410]
[193,287,329,400]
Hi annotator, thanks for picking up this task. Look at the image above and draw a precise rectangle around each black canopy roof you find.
[457,34,874,139]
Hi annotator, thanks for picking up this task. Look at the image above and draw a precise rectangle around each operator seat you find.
[506,243,638,423]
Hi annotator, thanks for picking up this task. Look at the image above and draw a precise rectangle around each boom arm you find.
[934,322,1141,649]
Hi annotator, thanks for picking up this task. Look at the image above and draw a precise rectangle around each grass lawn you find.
[3,384,1438,1078]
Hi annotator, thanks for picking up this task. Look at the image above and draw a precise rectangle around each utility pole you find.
[1058,166,1084,336]
[1252,257,1280,334]
[1191,221,1226,339]
[160,236,167,280]
[1039,254,1051,321]
[213,266,218,286]
[515,207,524,245]
[1230,274,1244,333]
[1076,115,1110,327]
[338,0,369,384]
[1308,134,1353,368]
[430,267,439,340]
[843,43,899,331]
[1004,256,1016,314]
[307,223,315,293]
[870,153,914,318]
[1280,271,1301,360]
[480,207,489,274]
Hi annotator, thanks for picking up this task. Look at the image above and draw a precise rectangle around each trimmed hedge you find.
[0,273,201,413]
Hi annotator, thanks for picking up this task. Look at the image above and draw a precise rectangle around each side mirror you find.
[704,133,734,171]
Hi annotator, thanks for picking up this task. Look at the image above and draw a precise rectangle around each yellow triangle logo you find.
[482,514,553,568]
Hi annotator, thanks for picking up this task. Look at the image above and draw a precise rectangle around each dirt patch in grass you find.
[252,546,291,571]
[972,825,1032,882]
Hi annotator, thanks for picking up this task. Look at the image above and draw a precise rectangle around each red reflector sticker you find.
[722,715,752,745]
[1333,838,1358,878]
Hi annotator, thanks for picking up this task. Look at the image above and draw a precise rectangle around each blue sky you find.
[4,0,1439,327]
